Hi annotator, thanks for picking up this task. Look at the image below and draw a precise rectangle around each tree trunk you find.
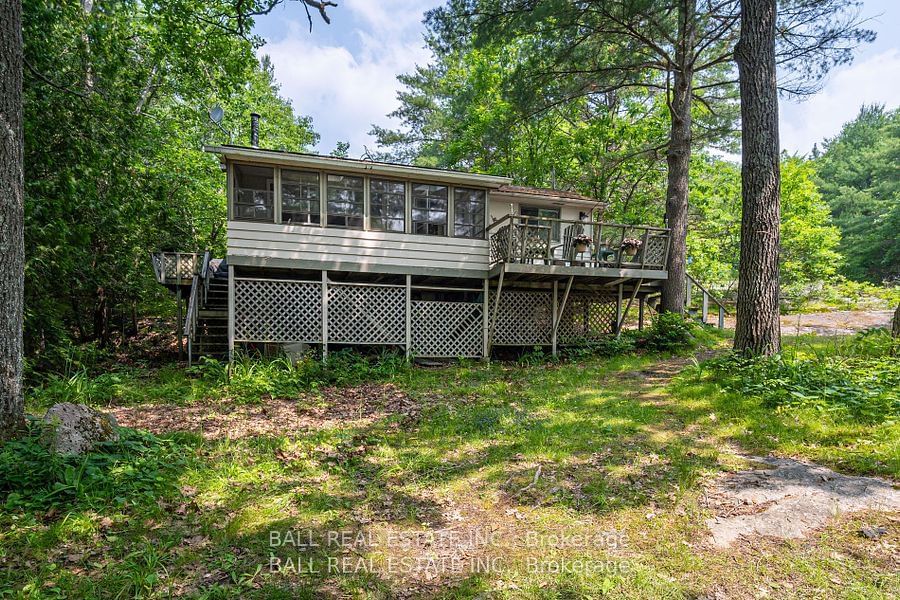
[734,0,782,355]
[0,0,26,441]
[659,0,696,314]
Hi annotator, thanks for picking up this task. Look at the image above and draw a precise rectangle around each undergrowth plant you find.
[0,419,191,514]
[192,348,411,403]
[706,328,899,423]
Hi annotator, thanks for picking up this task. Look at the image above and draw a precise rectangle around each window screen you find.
[411,183,448,236]
[453,188,486,239]
[281,170,320,225]
[233,164,274,222]
[370,179,406,232]
[326,174,364,229]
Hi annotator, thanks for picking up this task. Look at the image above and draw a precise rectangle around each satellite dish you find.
[209,105,224,124]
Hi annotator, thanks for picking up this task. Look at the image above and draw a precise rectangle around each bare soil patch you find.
[705,455,900,548]
[112,383,426,439]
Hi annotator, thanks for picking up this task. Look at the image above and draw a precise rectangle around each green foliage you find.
[707,330,899,423]
[193,350,411,403]
[372,36,673,224]
[815,105,899,283]
[561,335,637,361]
[636,313,700,353]
[0,421,189,514]
[789,277,900,313]
[688,154,843,295]
[22,1,318,363]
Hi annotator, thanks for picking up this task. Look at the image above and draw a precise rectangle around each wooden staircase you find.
[644,272,728,329]
[685,273,728,328]
[171,250,229,364]
[191,278,229,361]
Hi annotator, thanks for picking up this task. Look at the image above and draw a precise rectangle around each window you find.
[453,187,486,238]
[326,174,364,229]
[281,170,320,225]
[412,183,448,236]
[233,164,274,222]
[520,205,561,240]
[370,179,406,232]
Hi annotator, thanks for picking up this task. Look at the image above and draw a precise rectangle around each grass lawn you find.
[2,332,898,598]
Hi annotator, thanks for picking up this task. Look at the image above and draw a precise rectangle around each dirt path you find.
[722,309,893,335]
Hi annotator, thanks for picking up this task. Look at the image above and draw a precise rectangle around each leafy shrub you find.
[707,332,899,422]
[28,369,124,408]
[561,335,637,360]
[192,349,410,403]
[0,419,190,514]
[636,312,699,352]
[787,278,900,313]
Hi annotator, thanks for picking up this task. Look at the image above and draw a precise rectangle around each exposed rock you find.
[43,402,120,454]
[859,525,888,540]
[705,455,900,548]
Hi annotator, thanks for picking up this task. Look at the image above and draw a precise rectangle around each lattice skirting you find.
[328,284,405,344]
[234,279,322,343]
[411,301,483,358]
[557,293,618,343]
[490,289,553,345]
[233,278,625,354]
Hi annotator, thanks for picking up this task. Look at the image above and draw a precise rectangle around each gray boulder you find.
[43,403,120,454]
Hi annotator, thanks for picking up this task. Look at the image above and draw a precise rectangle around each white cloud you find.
[261,1,443,156]
[780,49,900,154]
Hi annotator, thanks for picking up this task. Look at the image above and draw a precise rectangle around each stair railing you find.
[184,275,200,365]
[685,272,728,329]
[199,249,212,306]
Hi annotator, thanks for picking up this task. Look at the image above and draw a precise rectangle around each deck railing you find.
[487,215,671,270]
[151,251,201,285]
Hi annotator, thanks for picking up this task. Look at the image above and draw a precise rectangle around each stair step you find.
[199,310,227,318]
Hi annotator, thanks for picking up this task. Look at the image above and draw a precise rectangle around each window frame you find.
[453,187,487,239]
[280,169,321,226]
[520,204,561,241]
[369,178,407,233]
[325,173,365,229]
[411,183,449,236]
[232,163,275,223]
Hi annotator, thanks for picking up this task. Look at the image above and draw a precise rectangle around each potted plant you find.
[573,233,593,254]
[620,237,643,257]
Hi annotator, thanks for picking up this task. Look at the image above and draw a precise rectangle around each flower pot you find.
[623,247,638,258]
[575,243,589,254]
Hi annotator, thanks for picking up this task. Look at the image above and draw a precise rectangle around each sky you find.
[252,0,900,158]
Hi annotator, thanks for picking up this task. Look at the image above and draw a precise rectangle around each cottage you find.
[153,141,678,362]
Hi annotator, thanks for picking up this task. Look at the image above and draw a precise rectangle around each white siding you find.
[228,221,490,276]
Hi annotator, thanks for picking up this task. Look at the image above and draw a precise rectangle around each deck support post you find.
[405,275,412,359]
[487,265,506,358]
[686,278,693,310]
[176,288,183,360]
[321,270,329,361]
[718,306,725,329]
[638,297,645,330]
[702,292,709,324]
[616,279,643,338]
[227,265,235,363]
[553,276,575,351]
[482,278,490,359]
[551,281,558,356]
[616,283,623,331]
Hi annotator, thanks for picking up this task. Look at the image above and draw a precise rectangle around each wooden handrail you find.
[686,272,728,314]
